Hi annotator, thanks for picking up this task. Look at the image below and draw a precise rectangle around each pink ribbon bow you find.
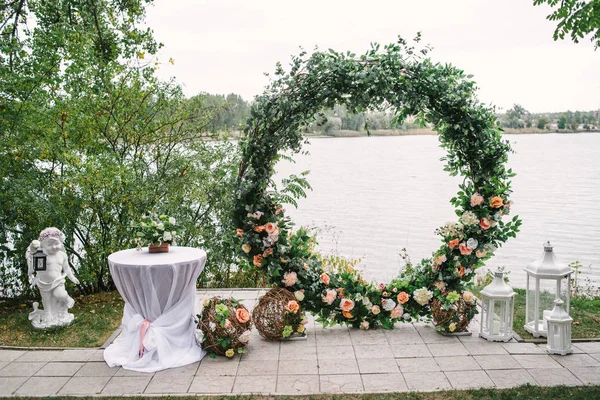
[139,319,151,358]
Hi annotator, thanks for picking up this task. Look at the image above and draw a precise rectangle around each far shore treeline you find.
[197,94,599,136]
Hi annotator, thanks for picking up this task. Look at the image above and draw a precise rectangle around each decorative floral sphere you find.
[197,297,252,357]
[252,287,306,341]
[430,295,476,333]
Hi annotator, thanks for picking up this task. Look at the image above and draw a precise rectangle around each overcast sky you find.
[145,0,599,113]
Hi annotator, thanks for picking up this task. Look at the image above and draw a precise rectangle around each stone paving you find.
[1,289,600,396]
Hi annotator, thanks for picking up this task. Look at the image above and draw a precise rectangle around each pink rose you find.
[339,298,355,312]
[378,282,386,290]
[285,300,300,313]
[479,217,491,230]
[459,242,473,255]
[322,289,337,305]
[320,273,330,286]
[282,271,298,287]
[265,222,279,235]
[470,194,484,207]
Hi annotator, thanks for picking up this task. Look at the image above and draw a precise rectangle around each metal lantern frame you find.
[479,269,516,342]
[32,249,47,272]
[546,299,573,355]
[524,242,572,338]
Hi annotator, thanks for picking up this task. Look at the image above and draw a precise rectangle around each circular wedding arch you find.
[233,37,521,332]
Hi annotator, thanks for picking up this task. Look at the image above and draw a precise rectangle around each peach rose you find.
[322,289,337,305]
[343,311,353,319]
[253,254,263,267]
[435,254,447,265]
[282,271,298,287]
[397,292,410,304]
[448,239,460,249]
[434,281,446,290]
[459,242,472,255]
[371,305,381,315]
[391,305,404,319]
[340,298,355,312]
[457,265,465,278]
[463,291,475,303]
[236,228,244,238]
[265,222,279,235]
[490,196,503,208]
[263,248,273,257]
[476,249,487,258]
[479,217,491,230]
[320,273,330,286]
[236,308,250,323]
[470,193,484,207]
[253,225,266,233]
[285,300,300,313]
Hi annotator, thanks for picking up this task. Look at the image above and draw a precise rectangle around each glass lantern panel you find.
[539,279,559,331]
[493,300,510,335]
[526,281,537,325]
[558,276,571,313]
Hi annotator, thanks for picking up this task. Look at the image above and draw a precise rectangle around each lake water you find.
[275,133,600,290]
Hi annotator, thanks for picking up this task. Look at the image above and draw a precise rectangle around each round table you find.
[103,247,206,372]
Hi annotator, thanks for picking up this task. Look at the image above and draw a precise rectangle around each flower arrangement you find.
[197,297,252,358]
[131,214,179,248]
[252,287,307,340]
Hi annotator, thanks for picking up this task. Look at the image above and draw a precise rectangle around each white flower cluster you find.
[460,211,478,226]
[413,287,433,306]
[440,222,464,237]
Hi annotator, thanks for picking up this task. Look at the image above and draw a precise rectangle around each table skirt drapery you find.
[104,247,206,373]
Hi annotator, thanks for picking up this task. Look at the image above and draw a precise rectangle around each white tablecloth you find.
[104,247,206,372]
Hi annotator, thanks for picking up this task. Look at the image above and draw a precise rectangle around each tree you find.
[0,0,239,295]
[537,116,550,129]
[504,104,529,128]
[558,114,568,129]
[534,0,600,49]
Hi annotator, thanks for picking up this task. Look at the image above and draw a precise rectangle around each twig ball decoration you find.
[197,297,252,357]
[253,287,304,341]
[430,296,474,333]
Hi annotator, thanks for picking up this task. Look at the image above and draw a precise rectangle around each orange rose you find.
[253,225,266,233]
[320,273,330,286]
[337,288,345,298]
[397,291,410,304]
[458,265,465,278]
[263,248,273,257]
[490,196,503,208]
[479,217,491,230]
[343,311,353,319]
[236,308,250,323]
[448,239,460,249]
[459,242,472,255]
[340,298,355,312]
[236,228,244,238]
[285,300,300,313]
[253,254,263,267]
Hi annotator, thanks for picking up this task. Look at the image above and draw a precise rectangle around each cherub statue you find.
[26,227,79,328]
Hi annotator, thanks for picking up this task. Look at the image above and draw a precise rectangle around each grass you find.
[473,287,600,340]
[0,291,123,348]
[6,385,600,399]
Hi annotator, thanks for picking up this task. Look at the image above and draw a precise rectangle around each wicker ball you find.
[430,297,474,333]
[198,297,252,357]
[253,287,304,341]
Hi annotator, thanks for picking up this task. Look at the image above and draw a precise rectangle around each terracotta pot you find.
[148,243,169,253]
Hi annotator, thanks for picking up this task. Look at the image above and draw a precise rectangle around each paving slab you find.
[402,371,451,391]
[354,344,395,359]
[0,351,26,363]
[435,355,481,371]
[475,354,522,370]
[357,358,399,374]
[445,370,495,389]
[318,359,359,375]
[568,366,600,385]
[319,373,363,393]
[232,374,277,394]
[13,376,69,396]
[397,357,440,373]
[513,354,563,369]
[34,362,84,376]
[237,359,278,375]
[463,341,509,355]
[276,374,320,395]
[551,353,600,368]
[144,375,193,393]
[13,351,63,362]
[101,376,152,395]
[427,342,469,357]
[188,375,235,393]
[391,343,432,358]
[486,368,537,388]
[58,376,111,395]
[361,372,408,392]
[75,361,118,377]
[527,367,582,386]
[0,376,27,395]
[0,362,46,377]
[278,359,318,375]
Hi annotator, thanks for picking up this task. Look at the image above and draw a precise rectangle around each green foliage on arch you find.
[233,37,521,332]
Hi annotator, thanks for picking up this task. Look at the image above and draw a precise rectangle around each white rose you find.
[467,238,478,250]
[294,290,305,301]
[413,287,433,306]
[157,222,164,230]
[382,299,396,311]
[169,217,176,224]
[402,313,411,320]
[360,321,370,330]
[362,297,373,309]
[460,211,478,226]
[163,231,172,241]
[239,330,251,344]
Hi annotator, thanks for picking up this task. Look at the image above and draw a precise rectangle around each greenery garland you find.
[233,36,521,332]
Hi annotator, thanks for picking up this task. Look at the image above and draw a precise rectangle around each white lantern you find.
[524,242,572,337]
[479,269,515,342]
[546,299,573,355]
